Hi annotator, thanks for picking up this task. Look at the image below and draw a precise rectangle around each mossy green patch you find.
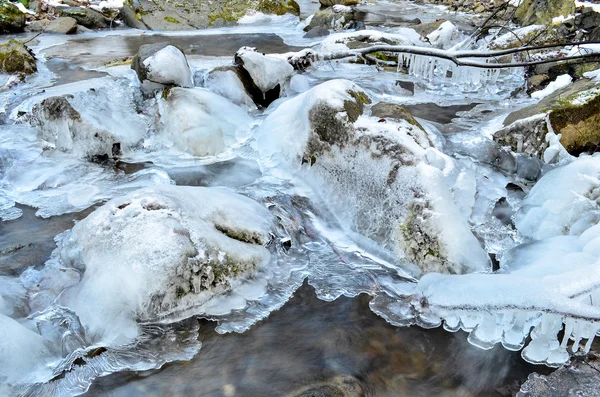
[164,15,180,23]
[0,39,36,74]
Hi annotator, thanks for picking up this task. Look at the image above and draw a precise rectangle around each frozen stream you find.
[2,1,600,396]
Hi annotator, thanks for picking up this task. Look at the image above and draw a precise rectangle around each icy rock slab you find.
[518,358,600,396]
[204,66,257,110]
[132,44,194,89]
[256,79,490,275]
[157,87,253,157]
[59,185,275,344]
[516,155,600,240]
[234,46,294,106]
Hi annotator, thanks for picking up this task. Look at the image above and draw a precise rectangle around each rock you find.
[514,0,575,25]
[157,87,253,156]
[256,79,491,275]
[0,0,25,33]
[204,66,256,109]
[487,25,557,50]
[426,20,459,49]
[60,185,275,341]
[76,24,92,33]
[493,114,549,159]
[129,0,299,30]
[504,79,600,156]
[45,17,78,34]
[370,102,423,129]
[518,357,600,396]
[58,7,109,29]
[412,19,446,36]
[234,47,294,107]
[304,5,355,32]
[24,18,49,32]
[131,43,194,88]
[304,25,330,38]
[527,73,550,94]
[0,39,36,75]
[119,0,146,29]
[319,0,360,6]
[574,7,600,30]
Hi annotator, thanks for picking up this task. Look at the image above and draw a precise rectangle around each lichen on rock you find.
[0,39,36,75]
[0,0,25,34]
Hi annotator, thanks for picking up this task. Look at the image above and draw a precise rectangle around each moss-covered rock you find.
[0,0,25,34]
[0,39,36,75]
[128,0,299,30]
[503,79,600,157]
[370,102,423,129]
[513,0,575,25]
[58,7,110,29]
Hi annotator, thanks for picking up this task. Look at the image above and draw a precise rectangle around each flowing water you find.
[0,1,568,395]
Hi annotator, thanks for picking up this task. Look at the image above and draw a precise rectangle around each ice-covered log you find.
[59,185,275,344]
[256,79,490,275]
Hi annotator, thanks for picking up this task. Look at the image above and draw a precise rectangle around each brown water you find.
[84,283,551,397]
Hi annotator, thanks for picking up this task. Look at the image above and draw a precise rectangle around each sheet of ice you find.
[204,68,257,109]
[516,156,600,240]
[531,74,572,99]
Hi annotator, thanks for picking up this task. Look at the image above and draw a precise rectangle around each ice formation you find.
[256,79,490,275]
[59,185,275,344]
[319,30,413,53]
[385,155,600,366]
[531,74,572,99]
[156,87,253,157]
[400,53,502,89]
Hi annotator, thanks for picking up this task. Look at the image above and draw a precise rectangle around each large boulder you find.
[493,114,549,159]
[123,0,299,31]
[157,87,253,156]
[0,39,36,75]
[59,185,275,342]
[513,0,575,25]
[58,7,109,29]
[45,17,78,34]
[503,79,600,157]
[256,79,490,275]
[131,43,194,89]
[0,0,25,33]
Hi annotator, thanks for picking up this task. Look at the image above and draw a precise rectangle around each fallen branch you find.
[321,41,600,69]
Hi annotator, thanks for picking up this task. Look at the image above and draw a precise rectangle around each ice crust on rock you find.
[157,87,253,157]
[426,21,460,49]
[319,30,413,53]
[136,45,194,88]
[59,185,275,343]
[256,79,490,275]
[235,47,294,93]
